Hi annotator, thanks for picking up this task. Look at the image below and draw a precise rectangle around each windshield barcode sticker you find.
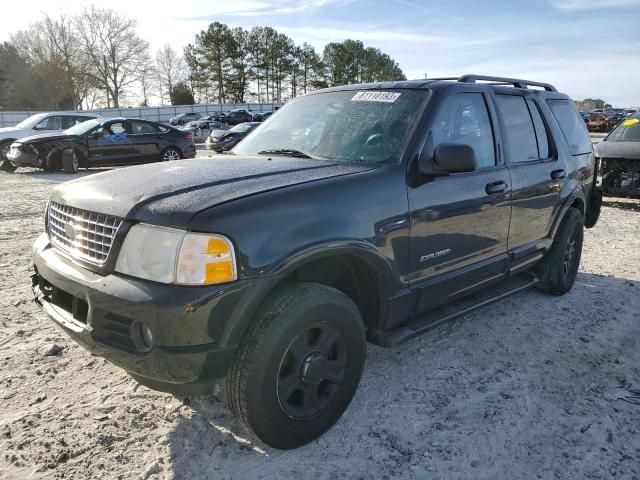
[351,91,401,103]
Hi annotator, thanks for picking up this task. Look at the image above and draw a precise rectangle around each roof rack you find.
[458,74,557,92]
[426,74,557,92]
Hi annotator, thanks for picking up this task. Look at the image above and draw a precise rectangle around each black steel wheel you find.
[226,283,366,449]
[277,321,347,420]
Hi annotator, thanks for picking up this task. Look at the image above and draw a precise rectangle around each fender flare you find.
[548,188,586,242]
[218,240,396,347]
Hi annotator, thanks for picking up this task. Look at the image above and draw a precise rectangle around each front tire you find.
[537,208,584,295]
[62,149,79,174]
[226,283,366,449]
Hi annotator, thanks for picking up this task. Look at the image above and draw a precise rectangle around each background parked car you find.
[169,112,201,126]
[253,111,274,122]
[181,120,224,141]
[595,113,640,196]
[0,112,96,172]
[5,117,196,174]
[225,109,253,126]
[205,122,260,152]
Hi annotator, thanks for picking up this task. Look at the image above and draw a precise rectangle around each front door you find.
[87,120,134,165]
[408,89,512,313]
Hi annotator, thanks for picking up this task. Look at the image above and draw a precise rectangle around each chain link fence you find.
[0,103,282,128]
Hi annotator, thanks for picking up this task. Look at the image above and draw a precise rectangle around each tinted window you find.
[527,99,550,159]
[495,95,539,163]
[131,121,158,134]
[430,92,495,168]
[547,100,592,155]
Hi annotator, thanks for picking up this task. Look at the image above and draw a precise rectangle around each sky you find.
[1,0,639,106]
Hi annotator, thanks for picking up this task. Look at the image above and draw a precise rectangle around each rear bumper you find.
[31,233,262,395]
[182,144,197,158]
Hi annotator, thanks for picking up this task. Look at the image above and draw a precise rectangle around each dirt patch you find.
[1,169,639,479]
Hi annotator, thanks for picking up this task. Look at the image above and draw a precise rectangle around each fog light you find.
[131,320,153,352]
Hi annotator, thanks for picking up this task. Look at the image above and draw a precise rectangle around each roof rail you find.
[457,74,557,92]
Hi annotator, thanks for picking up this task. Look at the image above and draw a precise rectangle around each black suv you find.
[31,75,601,450]
[225,109,253,126]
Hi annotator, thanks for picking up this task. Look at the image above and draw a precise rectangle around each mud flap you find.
[585,186,602,229]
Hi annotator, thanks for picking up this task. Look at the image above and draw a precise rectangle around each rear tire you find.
[160,147,181,162]
[225,283,366,449]
[62,149,79,174]
[537,208,584,295]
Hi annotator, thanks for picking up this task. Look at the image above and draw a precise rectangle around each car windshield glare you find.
[607,118,640,142]
[65,119,101,136]
[230,124,252,133]
[15,113,48,129]
[233,89,430,163]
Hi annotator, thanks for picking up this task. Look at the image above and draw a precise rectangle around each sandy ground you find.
[0,163,639,480]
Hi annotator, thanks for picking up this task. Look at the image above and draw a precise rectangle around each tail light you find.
[185,133,194,142]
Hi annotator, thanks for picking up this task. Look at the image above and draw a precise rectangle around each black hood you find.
[17,132,79,145]
[595,140,640,160]
[50,156,377,227]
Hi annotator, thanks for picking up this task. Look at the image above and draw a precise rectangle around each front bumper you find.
[31,233,264,395]
[7,147,40,167]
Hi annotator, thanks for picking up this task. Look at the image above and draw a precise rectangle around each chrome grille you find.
[47,201,123,265]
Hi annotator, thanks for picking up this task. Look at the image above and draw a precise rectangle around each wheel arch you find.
[220,243,394,348]
[549,188,586,242]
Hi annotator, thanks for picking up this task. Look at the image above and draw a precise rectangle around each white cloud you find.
[549,0,640,10]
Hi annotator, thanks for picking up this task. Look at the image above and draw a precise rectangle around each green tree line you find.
[0,10,406,111]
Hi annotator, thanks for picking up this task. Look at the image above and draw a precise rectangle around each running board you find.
[374,273,538,347]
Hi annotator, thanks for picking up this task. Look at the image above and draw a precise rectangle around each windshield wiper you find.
[257,149,314,159]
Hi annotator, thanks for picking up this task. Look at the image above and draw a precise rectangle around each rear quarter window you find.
[547,100,592,155]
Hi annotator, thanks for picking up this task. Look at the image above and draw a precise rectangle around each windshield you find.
[234,89,430,163]
[64,119,101,136]
[230,123,253,133]
[607,118,640,142]
[15,113,48,129]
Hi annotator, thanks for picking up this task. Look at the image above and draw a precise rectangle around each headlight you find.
[115,223,237,285]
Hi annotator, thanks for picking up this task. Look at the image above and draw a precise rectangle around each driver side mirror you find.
[88,130,101,139]
[419,143,477,176]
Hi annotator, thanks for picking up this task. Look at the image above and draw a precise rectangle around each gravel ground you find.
[0,165,639,480]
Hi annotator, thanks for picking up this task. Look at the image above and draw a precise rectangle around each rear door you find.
[408,87,512,313]
[492,91,564,270]
[129,120,163,162]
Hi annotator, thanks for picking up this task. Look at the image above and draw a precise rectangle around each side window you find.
[60,116,76,130]
[74,116,93,126]
[526,99,550,159]
[431,92,496,168]
[35,116,63,130]
[131,121,158,134]
[495,95,539,163]
[547,100,592,155]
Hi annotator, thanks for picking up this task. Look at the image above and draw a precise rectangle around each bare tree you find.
[11,14,95,109]
[156,44,185,105]
[75,6,149,108]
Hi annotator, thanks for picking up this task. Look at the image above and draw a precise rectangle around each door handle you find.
[550,169,566,180]
[485,180,508,195]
